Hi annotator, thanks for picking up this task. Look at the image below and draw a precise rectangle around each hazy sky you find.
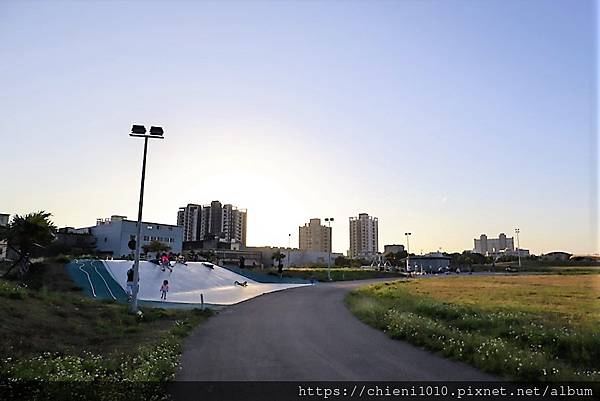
[1,0,597,255]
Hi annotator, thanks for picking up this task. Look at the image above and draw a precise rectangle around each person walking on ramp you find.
[160,280,169,300]
[161,253,172,273]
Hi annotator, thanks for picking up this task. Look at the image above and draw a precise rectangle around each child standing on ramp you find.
[160,280,169,300]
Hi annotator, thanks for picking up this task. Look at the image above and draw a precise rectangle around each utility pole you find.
[405,232,412,272]
[325,218,334,281]
[287,233,291,268]
[515,228,522,269]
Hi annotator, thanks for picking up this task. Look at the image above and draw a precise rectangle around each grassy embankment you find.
[346,274,600,381]
[268,267,406,282]
[0,261,210,388]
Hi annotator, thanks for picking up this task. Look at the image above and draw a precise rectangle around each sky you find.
[0,0,597,255]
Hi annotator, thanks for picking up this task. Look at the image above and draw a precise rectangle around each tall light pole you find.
[129,125,164,313]
[287,233,291,268]
[405,232,412,271]
[515,228,522,269]
[325,217,334,281]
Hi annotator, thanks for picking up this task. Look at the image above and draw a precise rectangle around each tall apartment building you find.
[177,201,247,245]
[299,218,331,253]
[349,213,379,259]
[222,203,247,246]
[177,204,201,242]
[473,233,514,255]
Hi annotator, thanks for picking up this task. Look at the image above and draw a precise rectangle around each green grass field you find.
[470,263,600,275]
[273,267,406,282]
[0,261,210,393]
[346,275,600,381]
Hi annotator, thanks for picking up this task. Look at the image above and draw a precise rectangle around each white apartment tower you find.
[299,218,331,253]
[349,213,379,259]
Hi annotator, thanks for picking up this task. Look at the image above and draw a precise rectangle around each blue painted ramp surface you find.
[67,260,128,302]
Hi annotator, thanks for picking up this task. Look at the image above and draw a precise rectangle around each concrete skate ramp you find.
[102,260,310,305]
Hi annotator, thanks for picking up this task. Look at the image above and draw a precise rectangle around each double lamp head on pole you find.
[131,125,165,138]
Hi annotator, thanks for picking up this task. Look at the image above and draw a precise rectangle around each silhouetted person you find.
[126,266,135,300]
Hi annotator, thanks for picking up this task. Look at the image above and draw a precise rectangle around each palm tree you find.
[0,211,57,277]
[271,249,286,277]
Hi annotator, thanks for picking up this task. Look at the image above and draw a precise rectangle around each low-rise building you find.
[384,244,405,254]
[77,215,183,258]
[181,242,342,268]
[54,227,96,255]
[406,253,451,273]
[498,248,530,258]
[243,246,343,268]
[541,251,572,261]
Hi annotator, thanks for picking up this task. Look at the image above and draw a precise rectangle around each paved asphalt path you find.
[177,279,496,381]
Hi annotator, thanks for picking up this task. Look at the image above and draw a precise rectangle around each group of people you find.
[126,253,191,302]
[124,254,250,303]
[152,252,188,272]
[125,255,177,301]
[126,266,171,301]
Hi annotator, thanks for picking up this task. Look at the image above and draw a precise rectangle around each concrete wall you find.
[245,246,343,267]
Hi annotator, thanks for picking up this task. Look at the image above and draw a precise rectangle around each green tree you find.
[186,249,197,261]
[468,252,486,265]
[385,250,408,267]
[142,240,171,259]
[0,211,57,277]
[334,255,349,267]
[455,251,487,273]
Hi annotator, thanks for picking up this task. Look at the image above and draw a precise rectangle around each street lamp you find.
[515,228,522,269]
[325,217,334,281]
[287,233,291,268]
[129,124,164,313]
[405,232,412,272]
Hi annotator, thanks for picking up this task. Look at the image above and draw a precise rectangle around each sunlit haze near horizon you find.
[1,0,597,255]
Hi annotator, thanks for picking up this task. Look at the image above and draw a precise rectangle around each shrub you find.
[0,281,28,299]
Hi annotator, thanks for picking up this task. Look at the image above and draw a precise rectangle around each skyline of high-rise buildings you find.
[177,201,247,246]
[2,1,595,256]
